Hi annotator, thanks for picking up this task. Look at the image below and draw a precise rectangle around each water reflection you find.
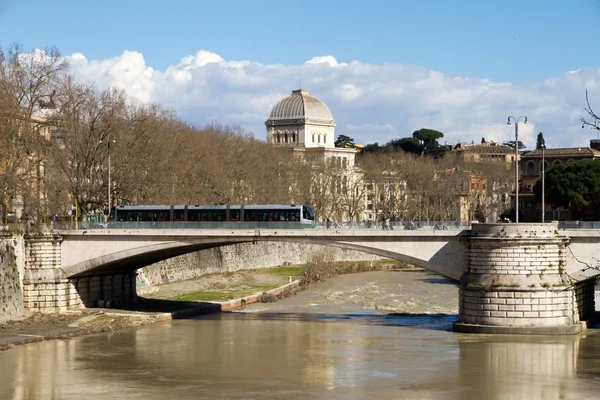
[1,270,600,399]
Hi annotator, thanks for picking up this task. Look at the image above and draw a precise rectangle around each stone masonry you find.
[136,242,384,288]
[19,233,136,312]
[454,222,596,334]
[0,234,24,319]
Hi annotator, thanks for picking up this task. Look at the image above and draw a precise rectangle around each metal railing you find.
[317,221,472,230]
[32,220,600,231]
[52,221,316,230]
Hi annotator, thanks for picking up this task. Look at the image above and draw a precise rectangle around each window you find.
[526,161,535,175]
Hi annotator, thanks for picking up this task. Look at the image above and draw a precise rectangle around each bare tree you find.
[0,43,69,221]
[581,89,600,131]
[47,83,129,216]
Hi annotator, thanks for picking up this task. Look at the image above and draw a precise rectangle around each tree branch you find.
[581,89,600,131]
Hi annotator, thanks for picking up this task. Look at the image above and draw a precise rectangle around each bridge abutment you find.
[21,235,136,312]
[454,223,595,334]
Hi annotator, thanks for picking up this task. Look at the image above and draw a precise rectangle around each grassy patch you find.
[378,259,401,265]
[268,266,304,276]
[168,284,279,302]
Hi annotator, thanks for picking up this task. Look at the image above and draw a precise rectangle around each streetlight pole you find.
[108,138,111,213]
[101,136,115,216]
[541,142,545,223]
[507,116,527,223]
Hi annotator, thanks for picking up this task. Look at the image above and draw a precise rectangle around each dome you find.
[266,89,335,124]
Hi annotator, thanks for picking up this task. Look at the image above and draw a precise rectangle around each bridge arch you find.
[59,231,468,280]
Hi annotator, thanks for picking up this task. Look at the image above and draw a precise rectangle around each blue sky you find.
[1,0,600,148]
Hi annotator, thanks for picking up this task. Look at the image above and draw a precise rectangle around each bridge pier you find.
[21,235,136,312]
[454,222,595,334]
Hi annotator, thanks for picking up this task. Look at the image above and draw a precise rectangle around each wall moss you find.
[0,237,23,318]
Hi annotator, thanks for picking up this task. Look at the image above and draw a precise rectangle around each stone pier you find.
[21,234,136,312]
[454,222,596,334]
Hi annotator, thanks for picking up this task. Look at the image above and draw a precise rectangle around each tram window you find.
[139,212,153,221]
[174,211,184,221]
[245,211,257,221]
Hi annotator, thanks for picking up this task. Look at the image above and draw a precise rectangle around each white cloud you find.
[305,55,347,67]
[67,51,156,103]
[64,50,600,150]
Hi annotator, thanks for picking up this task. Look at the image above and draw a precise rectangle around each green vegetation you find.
[268,266,304,277]
[534,158,600,219]
[169,284,278,302]
[361,128,452,158]
[334,134,356,148]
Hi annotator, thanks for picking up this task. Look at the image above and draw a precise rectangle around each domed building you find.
[266,89,336,148]
[265,89,362,223]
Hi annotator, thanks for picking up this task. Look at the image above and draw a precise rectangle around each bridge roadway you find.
[57,226,600,281]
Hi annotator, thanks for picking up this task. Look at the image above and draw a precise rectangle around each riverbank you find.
[0,259,407,351]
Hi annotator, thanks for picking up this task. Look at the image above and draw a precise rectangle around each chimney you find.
[590,139,600,151]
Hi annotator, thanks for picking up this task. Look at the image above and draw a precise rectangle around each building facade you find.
[518,139,600,222]
[265,89,361,223]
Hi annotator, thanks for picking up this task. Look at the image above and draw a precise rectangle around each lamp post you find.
[541,142,545,223]
[101,136,115,214]
[507,116,527,223]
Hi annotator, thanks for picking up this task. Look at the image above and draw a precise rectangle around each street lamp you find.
[507,116,527,223]
[541,141,545,223]
[101,136,116,214]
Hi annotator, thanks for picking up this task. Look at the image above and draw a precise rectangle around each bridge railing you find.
[48,220,600,231]
[558,221,600,229]
[317,221,473,230]
[53,221,316,230]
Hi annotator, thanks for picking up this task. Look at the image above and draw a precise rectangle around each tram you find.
[107,204,316,229]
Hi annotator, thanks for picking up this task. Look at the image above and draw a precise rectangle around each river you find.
[1,269,600,399]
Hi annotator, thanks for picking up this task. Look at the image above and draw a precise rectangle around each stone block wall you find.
[574,277,597,322]
[21,234,80,312]
[459,288,575,327]
[72,274,136,308]
[21,234,136,312]
[455,223,584,334]
[137,241,384,287]
[0,235,24,319]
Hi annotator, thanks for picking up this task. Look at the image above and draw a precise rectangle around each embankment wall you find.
[0,235,24,319]
[136,242,384,289]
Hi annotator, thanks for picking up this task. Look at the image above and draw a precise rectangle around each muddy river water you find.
[1,269,600,399]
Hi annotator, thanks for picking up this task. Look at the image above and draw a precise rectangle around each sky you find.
[1,0,600,149]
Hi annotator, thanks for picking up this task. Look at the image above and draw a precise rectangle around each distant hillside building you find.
[518,139,600,222]
[452,140,514,222]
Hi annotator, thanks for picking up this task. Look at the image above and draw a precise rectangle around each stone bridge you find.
[13,222,600,334]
